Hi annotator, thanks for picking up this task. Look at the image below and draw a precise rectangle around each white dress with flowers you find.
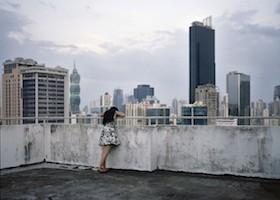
[99,121,121,146]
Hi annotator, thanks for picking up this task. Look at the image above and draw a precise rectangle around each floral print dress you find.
[99,121,121,146]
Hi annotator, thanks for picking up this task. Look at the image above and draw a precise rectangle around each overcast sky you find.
[0,0,279,107]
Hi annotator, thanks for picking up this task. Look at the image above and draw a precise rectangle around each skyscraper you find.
[2,58,28,124]
[100,92,112,113]
[124,102,147,126]
[21,65,69,124]
[89,99,100,114]
[133,84,154,102]
[251,99,267,125]
[219,93,229,117]
[189,17,215,103]
[195,84,219,124]
[226,71,250,125]
[0,67,2,119]
[269,85,280,125]
[70,63,81,114]
[113,88,124,111]
[2,57,69,124]
[171,98,179,115]
[274,85,280,101]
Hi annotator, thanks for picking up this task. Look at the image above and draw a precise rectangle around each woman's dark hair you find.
[102,106,119,125]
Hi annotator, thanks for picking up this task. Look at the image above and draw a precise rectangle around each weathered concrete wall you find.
[47,125,154,171]
[46,125,280,178]
[154,126,280,179]
[1,124,280,179]
[0,125,45,169]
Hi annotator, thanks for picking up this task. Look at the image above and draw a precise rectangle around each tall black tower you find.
[189,17,215,103]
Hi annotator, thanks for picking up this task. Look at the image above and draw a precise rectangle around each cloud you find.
[0,8,30,36]
[215,10,280,102]
[32,40,79,53]
[1,5,279,107]
[0,7,189,105]
[7,31,28,44]
[0,7,85,55]
[7,2,21,9]
[220,9,280,38]
[226,9,258,22]
[276,2,280,14]
[38,0,55,9]
[99,43,124,54]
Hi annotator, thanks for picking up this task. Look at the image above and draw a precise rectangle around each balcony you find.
[1,118,280,199]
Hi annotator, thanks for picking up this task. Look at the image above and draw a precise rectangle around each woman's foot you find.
[98,167,109,173]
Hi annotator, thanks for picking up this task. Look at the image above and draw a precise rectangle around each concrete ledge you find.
[1,125,280,179]
[0,125,45,168]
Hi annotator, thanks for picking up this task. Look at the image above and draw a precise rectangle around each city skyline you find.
[0,0,279,106]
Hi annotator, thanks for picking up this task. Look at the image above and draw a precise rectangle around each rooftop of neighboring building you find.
[1,163,279,200]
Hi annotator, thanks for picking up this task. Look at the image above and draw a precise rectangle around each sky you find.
[0,0,279,107]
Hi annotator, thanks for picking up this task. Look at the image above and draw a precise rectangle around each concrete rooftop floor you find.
[1,164,280,200]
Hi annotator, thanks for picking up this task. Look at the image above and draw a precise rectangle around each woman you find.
[98,106,125,172]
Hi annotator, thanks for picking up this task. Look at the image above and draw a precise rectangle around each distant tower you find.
[195,84,219,124]
[189,16,215,103]
[100,92,112,113]
[70,61,81,114]
[226,71,250,125]
[133,84,154,102]
[274,85,280,101]
[113,88,124,111]
[171,98,179,115]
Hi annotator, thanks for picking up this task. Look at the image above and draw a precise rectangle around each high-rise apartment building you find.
[133,84,154,102]
[100,92,112,113]
[226,71,250,125]
[21,65,69,124]
[195,84,219,124]
[89,99,100,114]
[113,88,124,111]
[251,99,267,125]
[70,64,80,114]
[124,102,147,126]
[124,97,169,126]
[2,58,69,124]
[189,17,215,103]
[2,58,28,124]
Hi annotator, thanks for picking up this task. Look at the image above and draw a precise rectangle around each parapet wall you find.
[1,125,280,179]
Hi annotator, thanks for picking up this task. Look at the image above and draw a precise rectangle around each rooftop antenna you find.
[203,16,212,28]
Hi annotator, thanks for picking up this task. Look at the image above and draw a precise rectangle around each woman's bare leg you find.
[103,145,112,168]
[99,146,106,169]
[99,145,112,170]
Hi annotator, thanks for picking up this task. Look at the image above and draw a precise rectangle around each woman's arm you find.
[116,111,125,118]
